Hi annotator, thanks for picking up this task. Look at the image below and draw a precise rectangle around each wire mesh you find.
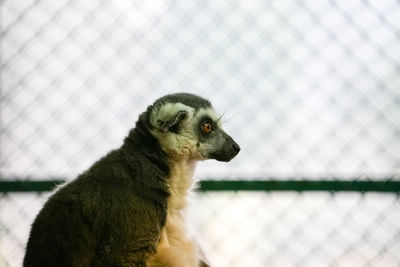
[1,0,400,266]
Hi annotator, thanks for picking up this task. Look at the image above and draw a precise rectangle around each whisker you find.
[216,112,225,124]
[221,111,241,124]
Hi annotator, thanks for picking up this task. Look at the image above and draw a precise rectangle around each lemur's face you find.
[149,95,240,161]
[194,108,240,162]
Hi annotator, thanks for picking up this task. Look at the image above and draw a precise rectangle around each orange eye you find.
[202,122,212,134]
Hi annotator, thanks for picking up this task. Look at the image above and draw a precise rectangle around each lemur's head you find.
[146,93,240,161]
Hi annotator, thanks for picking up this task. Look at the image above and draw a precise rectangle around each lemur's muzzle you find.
[209,131,241,162]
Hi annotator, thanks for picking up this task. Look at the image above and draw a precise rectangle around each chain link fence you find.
[1,0,400,266]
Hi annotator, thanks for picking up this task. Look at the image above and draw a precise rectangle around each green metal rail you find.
[199,180,400,193]
[1,180,399,193]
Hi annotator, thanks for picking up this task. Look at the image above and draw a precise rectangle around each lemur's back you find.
[24,132,170,267]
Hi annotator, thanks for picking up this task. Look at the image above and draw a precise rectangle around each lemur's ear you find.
[150,103,193,133]
[158,110,188,133]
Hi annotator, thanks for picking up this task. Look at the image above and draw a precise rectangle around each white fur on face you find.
[150,103,198,160]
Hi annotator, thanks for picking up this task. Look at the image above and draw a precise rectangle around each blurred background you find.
[1,0,400,266]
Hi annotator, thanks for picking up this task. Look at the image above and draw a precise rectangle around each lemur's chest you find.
[167,161,196,212]
[146,161,199,266]
[164,160,196,243]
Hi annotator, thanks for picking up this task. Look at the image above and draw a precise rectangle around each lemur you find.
[24,93,240,267]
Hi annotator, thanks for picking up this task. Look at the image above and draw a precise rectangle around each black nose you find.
[231,142,241,154]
